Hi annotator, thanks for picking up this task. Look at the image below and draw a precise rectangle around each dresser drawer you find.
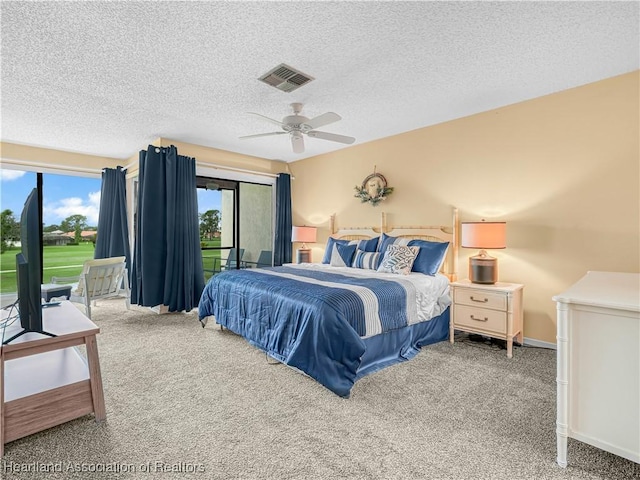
[454,305,507,334]
[454,288,507,311]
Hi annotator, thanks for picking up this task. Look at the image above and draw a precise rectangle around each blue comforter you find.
[198,266,444,397]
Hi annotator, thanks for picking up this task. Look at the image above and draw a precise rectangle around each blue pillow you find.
[352,249,382,270]
[377,233,409,259]
[323,237,378,263]
[407,239,450,275]
[356,236,379,252]
[322,237,350,264]
[330,243,357,267]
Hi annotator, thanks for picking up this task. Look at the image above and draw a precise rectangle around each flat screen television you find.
[3,188,55,344]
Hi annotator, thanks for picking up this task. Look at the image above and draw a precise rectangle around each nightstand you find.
[296,249,311,263]
[449,279,524,358]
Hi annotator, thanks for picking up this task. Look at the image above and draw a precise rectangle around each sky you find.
[1,168,221,228]
[197,189,222,215]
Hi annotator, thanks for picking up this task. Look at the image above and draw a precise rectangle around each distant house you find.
[63,230,98,241]
[43,233,72,246]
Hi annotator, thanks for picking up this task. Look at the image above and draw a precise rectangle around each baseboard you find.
[523,337,556,350]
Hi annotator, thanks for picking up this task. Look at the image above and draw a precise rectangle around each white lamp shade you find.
[291,226,317,244]
[461,222,506,249]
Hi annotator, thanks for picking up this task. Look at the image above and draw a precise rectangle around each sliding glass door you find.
[197,177,272,282]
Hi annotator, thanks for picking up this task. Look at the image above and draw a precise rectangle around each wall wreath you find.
[354,170,394,207]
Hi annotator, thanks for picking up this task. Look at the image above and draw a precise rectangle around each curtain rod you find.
[122,159,293,179]
[195,161,281,178]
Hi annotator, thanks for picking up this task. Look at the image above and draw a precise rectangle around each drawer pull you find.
[470,296,488,303]
[470,315,489,322]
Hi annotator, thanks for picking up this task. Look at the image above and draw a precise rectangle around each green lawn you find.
[1,241,223,294]
[201,244,221,283]
[1,243,94,294]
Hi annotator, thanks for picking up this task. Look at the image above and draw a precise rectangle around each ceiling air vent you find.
[258,63,314,93]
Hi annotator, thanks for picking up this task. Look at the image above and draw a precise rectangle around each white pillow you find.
[377,245,419,275]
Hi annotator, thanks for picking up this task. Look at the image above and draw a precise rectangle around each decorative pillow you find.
[322,237,350,264]
[355,236,379,252]
[329,243,357,267]
[322,237,379,264]
[352,249,382,270]
[377,244,419,275]
[408,240,450,275]
[377,233,410,260]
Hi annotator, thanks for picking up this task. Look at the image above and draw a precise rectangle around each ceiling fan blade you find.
[239,131,287,139]
[307,130,355,144]
[304,112,341,130]
[247,112,284,127]
[291,132,305,153]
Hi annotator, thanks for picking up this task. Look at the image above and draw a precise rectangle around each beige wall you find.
[1,142,122,174]
[289,71,640,344]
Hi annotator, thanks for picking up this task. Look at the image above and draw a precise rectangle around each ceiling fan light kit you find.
[240,103,355,153]
[290,131,304,154]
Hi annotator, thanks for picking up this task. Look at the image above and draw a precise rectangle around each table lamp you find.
[292,226,317,263]
[461,221,506,284]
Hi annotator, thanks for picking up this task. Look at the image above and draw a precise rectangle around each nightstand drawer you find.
[454,288,507,311]
[454,305,507,333]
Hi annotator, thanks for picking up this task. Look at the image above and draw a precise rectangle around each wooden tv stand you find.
[0,301,106,456]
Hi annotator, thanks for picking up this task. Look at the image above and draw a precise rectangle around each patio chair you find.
[243,250,272,268]
[68,256,130,319]
[211,248,245,274]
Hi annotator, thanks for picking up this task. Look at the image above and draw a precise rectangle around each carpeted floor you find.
[2,299,638,479]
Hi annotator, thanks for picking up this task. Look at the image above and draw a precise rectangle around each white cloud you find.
[43,190,102,226]
[0,169,26,181]
[88,191,101,206]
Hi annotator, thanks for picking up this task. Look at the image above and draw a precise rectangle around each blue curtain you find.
[273,173,292,266]
[130,145,204,312]
[94,166,131,273]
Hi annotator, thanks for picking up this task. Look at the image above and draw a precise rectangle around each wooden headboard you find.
[330,209,459,282]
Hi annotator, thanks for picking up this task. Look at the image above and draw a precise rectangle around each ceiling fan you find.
[240,103,355,154]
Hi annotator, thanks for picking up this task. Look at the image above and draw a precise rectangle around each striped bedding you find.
[198,263,450,397]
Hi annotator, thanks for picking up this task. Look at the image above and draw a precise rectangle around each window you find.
[0,168,100,296]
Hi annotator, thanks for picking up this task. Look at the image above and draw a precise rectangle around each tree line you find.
[0,211,94,253]
[1,208,222,253]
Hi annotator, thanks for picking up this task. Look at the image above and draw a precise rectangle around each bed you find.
[198,210,459,397]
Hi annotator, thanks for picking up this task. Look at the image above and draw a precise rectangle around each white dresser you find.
[553,271,640,467]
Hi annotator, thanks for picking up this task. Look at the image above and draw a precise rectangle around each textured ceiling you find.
[1,1,638,163]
